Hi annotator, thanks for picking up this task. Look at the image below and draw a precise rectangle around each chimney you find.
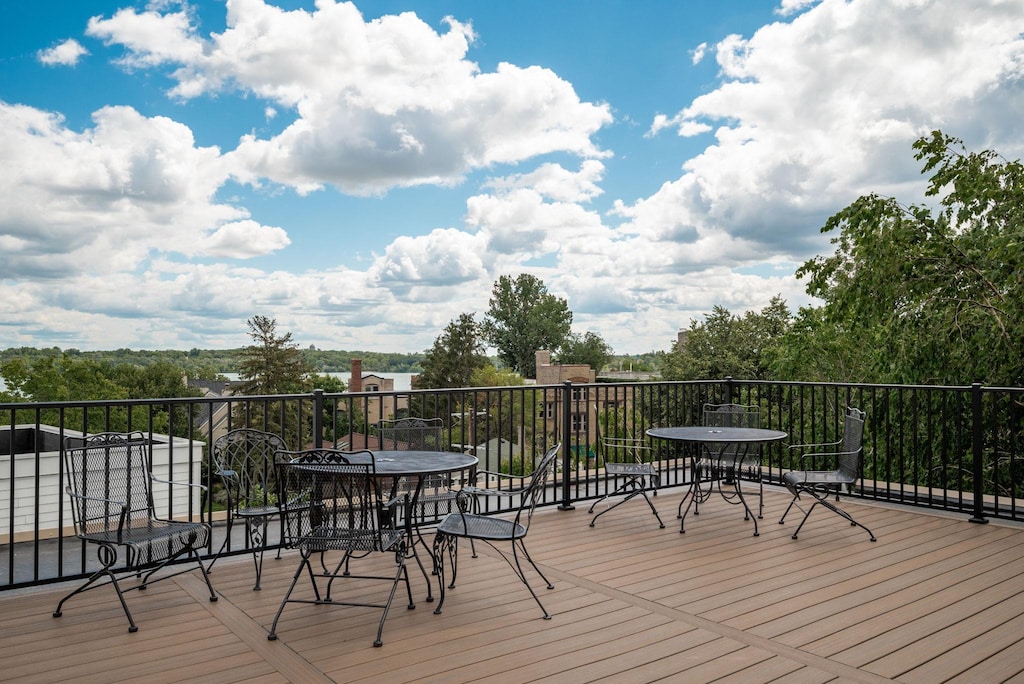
[350,358,362,392]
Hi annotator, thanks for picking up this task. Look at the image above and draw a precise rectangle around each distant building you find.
[535,350,598,462]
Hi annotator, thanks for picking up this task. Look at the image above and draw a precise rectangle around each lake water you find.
[222,371,415,391]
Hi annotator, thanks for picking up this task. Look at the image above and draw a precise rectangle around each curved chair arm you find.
[464,468,533,495]
[149,475,209,523]
[65,488,130,540]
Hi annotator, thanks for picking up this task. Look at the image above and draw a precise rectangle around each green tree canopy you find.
[237,316,312,394]
[417,313,490,389]
[556,331,613,372]
[661,297,791,381]
[481,274,573,378]
[791,131,1024,385]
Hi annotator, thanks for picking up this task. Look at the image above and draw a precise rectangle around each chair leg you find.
[781,486,876,542]
[589,478,664,528]
[268,554,314,640]
[53,544,139,633]
[431,532,457,615]
[510,539,552,619]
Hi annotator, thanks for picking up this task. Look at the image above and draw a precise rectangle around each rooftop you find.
[3,484,1023,682]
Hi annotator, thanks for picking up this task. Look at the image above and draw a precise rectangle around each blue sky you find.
[2,0,1023,355]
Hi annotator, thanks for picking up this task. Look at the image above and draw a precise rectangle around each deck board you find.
[2,485,1024,683]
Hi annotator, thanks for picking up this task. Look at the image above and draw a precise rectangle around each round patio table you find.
[647,426,786,536]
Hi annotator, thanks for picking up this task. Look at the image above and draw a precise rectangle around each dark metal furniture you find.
[209,428,291,590]
[267,449,414,647]
[53,432,218,632]
[378,417,465,527]
[588,436,664,528]
[371,448,479,597]
[432,444,561,619]
[779,407,876,541]
[697,404,764,518]
[647,425,787,536]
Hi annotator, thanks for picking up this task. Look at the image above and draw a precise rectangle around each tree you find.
[661,297,791,381]
[556,331,613,372]
[417,313,490,389]
[794,131,1024,385]
[481,274,573,378]
[234,316,312,444]
[237,316,311,394]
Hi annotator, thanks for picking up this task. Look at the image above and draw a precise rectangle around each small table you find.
[647,426,786,536]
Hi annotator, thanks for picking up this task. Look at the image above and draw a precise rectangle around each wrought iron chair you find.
[267,449,414,647]
[588,434,664,528]
[432,444,561,619]
[53,432,218,633]
[377,417,461,526]
[209,428,292,590]
[779,407,876,541]
[678,403,763,528]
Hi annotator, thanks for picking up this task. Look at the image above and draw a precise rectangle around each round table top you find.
[646,426,788,443]
[370,450,478,476]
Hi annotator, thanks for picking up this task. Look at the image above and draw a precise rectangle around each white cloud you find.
[203,219,291,257]
[37,39,89,66]
[638,0,1024,268]
[88,0,614,196]
[0,101,286,276]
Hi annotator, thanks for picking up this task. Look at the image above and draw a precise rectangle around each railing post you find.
[969,382,988,524]
[559,380,575,511]
[724,376,734,404]
[312,389,324,449]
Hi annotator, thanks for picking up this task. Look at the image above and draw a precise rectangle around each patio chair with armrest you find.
[53,432,218,633]
[588,432,664,528]
[267,448,414,647]
[779,407,876,541]
[432,444,561,619]
[209,428,294,590]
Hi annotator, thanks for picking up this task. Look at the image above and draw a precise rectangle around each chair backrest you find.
[378,417,445,451]
[837,407,867,480]
[63,432,153,536]
[212,429,288,509]
[516,444,561,532]
[703,403,760,460]
[275,449,388,550]
[703,403,760,429]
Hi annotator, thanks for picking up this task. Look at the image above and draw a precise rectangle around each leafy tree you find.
[416,313,490,389]
[237,316,311,394]
[661,297,791,381]
[481,274,573,378]
[794,131,1024,385]
[556,331,613,372]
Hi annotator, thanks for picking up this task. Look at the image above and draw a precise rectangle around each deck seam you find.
[177,572,334,684]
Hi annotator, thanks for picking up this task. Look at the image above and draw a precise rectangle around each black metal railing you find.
[2,378,1022,590]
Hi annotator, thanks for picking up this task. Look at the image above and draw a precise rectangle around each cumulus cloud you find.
[636,0,1024,269]
[37,39,89,66]
[0,101,286,277]
[5,0,1024,356]
[203,219,291,257]
[87,0,614,196]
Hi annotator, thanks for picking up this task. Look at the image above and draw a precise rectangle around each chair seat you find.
[84,519,210,560]
[234,503,282,518]
[783,469,852,492]
[300,526,405,553]
[604,462,657,477]
[436,512,526,541]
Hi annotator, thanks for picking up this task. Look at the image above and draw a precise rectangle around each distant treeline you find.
[0,346,426,378]
[0,346,662,379]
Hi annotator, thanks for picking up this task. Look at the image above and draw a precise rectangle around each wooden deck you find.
[4,485,1024,683]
